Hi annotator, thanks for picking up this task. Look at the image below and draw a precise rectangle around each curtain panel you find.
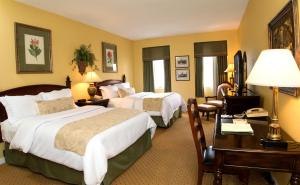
[216,56,228,87]
[194,40,227,97]
[164,59,171,92]
[195,57,204,97]
[142,46,171,92]
[143,60,154,92]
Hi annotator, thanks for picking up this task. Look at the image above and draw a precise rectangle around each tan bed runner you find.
[55,108,141,156]
[143,93,173,111]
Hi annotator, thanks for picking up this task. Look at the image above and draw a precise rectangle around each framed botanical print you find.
[15,23,52,73]
[175,55,189,68]
[268,0,299,96]
[102,42,117,73]
[175,69,190,81]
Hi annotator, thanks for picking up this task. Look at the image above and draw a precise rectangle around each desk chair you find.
[205,82,232,114]
[187,98,249,185]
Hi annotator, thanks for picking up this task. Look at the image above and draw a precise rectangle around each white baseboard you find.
[0,157,5,165]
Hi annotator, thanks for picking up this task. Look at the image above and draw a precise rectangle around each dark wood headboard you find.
[95,74,126,96]
[0,76,71,142]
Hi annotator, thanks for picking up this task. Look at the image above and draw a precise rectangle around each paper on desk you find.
[233,119,248,124]
[221,123,254,134]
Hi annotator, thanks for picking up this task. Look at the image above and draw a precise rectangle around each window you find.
[203,56,216,96]
[153,60,165,92]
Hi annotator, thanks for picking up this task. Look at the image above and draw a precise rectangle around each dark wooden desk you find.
[213,115,300,185]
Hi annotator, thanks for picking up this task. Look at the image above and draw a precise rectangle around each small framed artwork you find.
[176,69,190,81]
[102,42,117,73]
[175,55,189,68]
[268,0,299,96]
[15,23,52,73]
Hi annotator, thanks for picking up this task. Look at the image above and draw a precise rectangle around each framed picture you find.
[175,55,189,68]
[176,69,190,81]
[102,42,117,73]
[268,0,299,96]
[15,23,52,73]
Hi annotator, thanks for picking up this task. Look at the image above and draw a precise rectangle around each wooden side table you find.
[75,99,109,107]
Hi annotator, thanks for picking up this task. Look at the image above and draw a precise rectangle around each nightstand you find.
[75,99,109,107]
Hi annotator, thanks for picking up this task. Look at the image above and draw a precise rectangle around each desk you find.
[213,115,300,185]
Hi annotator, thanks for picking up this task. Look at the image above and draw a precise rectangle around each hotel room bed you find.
[95,75,187,128]
[0,78,156,185]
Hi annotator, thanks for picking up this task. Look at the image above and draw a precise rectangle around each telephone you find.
[245,108,268,118]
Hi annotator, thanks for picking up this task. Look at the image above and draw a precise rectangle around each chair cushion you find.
[203,146,215,165]
[207,100,223,108]
[198,104,217,111]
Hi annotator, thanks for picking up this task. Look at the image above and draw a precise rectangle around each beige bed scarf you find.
[143,93,173,111]
[55,108,141,156]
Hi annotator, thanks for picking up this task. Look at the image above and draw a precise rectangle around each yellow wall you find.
[133,30,239,102]
[0,0,134,158]
[238,0,300,183]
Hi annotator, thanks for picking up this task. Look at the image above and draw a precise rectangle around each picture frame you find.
[15,23,52,73]
[268,0,299,96]
[102,42,117,73]
[175,55,189,68]
[175,69,190,81]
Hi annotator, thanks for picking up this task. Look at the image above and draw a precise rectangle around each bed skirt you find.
[151,106,182,128]
[4,129,152,185]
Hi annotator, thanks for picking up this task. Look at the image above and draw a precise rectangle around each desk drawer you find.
[224,152,295,170]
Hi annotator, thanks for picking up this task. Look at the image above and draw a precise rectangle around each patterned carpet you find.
[0,113,270,185]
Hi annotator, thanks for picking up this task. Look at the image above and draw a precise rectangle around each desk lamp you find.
[224,64,234,86]
[246,49,300,141]
[83,71,101,100]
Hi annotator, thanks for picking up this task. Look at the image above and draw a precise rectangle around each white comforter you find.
[108,92,187,126]
[4,106,156,185]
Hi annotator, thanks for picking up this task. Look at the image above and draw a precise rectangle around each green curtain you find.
[164,59,171,92]
[143,60,154,92]
[195,57,204,97]
[216,55,228,86]
[143,46,170,92]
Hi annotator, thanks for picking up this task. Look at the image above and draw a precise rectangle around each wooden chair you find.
[187,98,249,185]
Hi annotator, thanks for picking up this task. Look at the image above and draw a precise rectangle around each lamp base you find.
[267,123,281,141]
[87,85,97,100]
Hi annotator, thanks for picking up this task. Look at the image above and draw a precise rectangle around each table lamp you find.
[83,71,101,100]
[224,64,234,85]
[246,49,300,141]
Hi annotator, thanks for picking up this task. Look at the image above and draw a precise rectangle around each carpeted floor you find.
[0,113,270,185]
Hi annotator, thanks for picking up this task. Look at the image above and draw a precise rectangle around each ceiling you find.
[16,0,249,40]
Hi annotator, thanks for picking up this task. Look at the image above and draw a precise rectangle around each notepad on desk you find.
[221,123,254,135]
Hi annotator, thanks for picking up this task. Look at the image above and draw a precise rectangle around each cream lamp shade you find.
[246,49,300,87]
[83,71,101,83]
[224,64,234,73]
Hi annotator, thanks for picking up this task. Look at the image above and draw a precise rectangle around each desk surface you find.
[213,115,300,153]
[213,115,300,185]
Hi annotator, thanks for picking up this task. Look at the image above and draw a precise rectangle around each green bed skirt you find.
[151,106,182,128]
[4,129,152,185]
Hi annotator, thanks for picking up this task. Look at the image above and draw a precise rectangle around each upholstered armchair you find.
[205,82,232,113]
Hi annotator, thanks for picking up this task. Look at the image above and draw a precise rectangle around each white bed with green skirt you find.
[0,82,156,185]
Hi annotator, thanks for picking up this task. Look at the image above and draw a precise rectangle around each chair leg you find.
[198,165,204,185]
[206,112,209,121]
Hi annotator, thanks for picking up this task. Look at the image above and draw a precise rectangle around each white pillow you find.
[114,82,130,89]
[39,88,72,100]
[0,95,39,123]
[100,85,119,99]
[117,87,136,98]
